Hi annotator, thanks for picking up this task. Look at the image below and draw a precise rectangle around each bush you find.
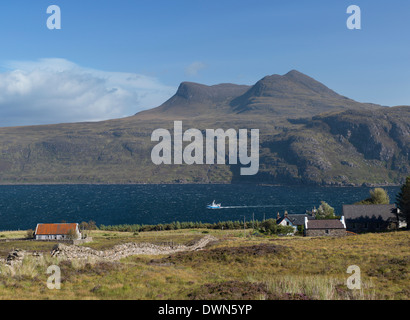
[98,219,264,233]
[26,229,34,239]
[276,225,296,235]
[356,188,390,205]
[66,229,78,240]
[316,201,336,219]
[260,219,277,234]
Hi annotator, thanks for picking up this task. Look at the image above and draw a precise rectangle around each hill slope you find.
[137,82,250,119]
[0,71,407,186]
[230,70,382,116]
[138,70,382,119]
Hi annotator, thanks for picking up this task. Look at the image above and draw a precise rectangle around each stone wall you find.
[3,249,43,266]
[305,229,346,237]
[51,235,218,261]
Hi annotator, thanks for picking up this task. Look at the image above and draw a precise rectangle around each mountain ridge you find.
[137,70,383,119]
[0,70,407,186]
[229,70,382,116]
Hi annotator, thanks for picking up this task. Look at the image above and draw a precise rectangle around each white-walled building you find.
[34,223,81,240]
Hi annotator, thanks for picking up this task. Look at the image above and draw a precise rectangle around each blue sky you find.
[0,0,409,126]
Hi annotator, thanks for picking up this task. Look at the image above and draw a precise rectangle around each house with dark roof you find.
[342,204,405,233]
[276,211,315,234]
[35,223,81,240]
[304,216,346,237]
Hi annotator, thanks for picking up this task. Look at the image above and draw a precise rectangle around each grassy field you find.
[0,229,408,300]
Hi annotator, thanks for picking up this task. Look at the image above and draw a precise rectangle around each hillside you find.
[137,82,250,119]
[138,69,382,119]
[230,70,382,116]
[0,70,408,186]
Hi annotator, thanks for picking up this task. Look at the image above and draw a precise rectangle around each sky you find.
[0,0,409,127]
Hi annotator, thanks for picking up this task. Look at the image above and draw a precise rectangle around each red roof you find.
[35,223,78,235]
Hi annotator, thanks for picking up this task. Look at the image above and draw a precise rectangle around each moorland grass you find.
[0,229,408,300]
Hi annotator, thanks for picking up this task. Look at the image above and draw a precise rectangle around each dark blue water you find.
[0,184,401,230]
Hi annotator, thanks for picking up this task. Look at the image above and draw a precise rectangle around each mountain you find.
[230,70,382,116]
[139,70,382,119]
[257,106,410,186]
[0,70,408,186]
[137,82,250,119]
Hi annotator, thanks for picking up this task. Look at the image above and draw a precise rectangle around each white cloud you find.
[0,58,176,127]
[184,61,206,77]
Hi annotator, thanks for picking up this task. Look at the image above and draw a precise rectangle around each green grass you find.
[0,229,408,300]
[83,229,206,250]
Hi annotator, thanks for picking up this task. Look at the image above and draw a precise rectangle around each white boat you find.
[207,200,222,209]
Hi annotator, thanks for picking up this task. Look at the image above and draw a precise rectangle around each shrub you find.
[277,225,296,235]
[356,188,390,205]
[316,201,336,219]
[26,229,34,239]
[66,229,78,240]
[260,219,277,234]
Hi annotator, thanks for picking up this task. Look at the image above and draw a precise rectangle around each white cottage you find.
[276,212,314,234]
[34,223,81,240]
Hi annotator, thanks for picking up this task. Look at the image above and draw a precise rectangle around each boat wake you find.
[207,201,310,210]
[216,205,280,209]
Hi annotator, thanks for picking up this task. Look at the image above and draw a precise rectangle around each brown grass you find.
[0,229,408,300]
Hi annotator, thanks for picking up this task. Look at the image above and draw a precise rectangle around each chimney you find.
[284,211,288,218]
[277,212,280,219]
[340,216,346,228]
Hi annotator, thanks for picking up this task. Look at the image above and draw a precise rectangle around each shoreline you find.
[0,182,402,187]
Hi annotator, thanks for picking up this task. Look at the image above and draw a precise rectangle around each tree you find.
[66,229,78,240]
[370,188,390,204]
[356,188,390,205]
[316,201,336,219]
[79,221,90,238]
[79,221,89,231]
[396,176,410,229]
[87,220,97,230]
[260,219,277,234]
[276,224,296,235]
[26,229,34,239]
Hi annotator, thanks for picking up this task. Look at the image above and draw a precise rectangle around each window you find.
[325,229,330,234]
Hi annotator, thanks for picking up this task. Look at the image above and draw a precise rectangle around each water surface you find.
[0,184,400,230]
